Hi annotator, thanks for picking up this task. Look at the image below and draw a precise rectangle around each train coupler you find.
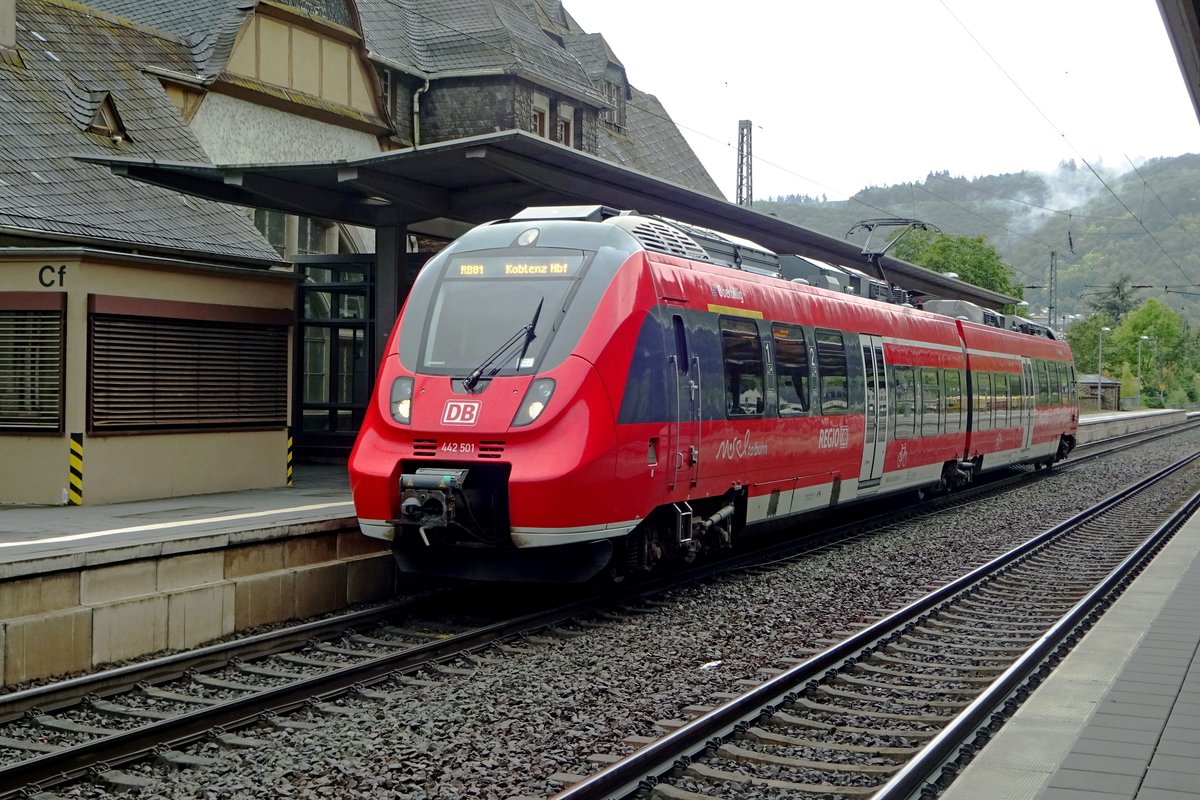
[398,468,469,527]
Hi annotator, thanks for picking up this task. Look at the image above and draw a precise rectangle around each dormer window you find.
[601,79,625,129]
[85,93,130,142]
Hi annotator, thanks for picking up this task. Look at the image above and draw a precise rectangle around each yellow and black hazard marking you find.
[68,432,83,506]
[286,428,294,487]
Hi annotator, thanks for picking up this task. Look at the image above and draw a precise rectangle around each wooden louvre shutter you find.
[90,315,287,431]
[0,310,64,430]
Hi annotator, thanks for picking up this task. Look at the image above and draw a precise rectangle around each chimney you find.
[1,0,15,52]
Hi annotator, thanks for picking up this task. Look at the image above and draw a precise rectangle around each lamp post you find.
[1137,335,1150,406]
[1097,326,1110,410]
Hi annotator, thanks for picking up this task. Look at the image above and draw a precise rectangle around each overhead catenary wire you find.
[913,183,1042,282]
[395,2,1195,289]
[1124,154,1200,254]
[936,0,1198,287]
[389,3,896,214]
[923,173,1133,225]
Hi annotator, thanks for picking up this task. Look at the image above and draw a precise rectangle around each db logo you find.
[441,400,481,426]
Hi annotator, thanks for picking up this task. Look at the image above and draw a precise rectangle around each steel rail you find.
[1068,415,1200,461]
[550,451,1200,800]
[0,600,421,721]
[872,480,1200,798]
[0,587,631,796]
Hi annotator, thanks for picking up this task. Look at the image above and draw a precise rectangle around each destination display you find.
[448,253,584,279]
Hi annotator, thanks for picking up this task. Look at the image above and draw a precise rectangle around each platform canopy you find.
[1157,0,1200,125]
[81,130,1018,307]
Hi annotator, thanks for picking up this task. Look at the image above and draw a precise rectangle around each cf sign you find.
[441,400,481,426]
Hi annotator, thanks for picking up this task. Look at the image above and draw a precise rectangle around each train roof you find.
[509,206,1059,343]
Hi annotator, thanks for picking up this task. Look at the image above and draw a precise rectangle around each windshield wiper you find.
[461,297,544,392]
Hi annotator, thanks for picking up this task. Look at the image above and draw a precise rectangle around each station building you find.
[0,0,724,504]
[2,0,1016,508]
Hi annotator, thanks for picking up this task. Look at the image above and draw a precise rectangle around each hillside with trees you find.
[756,154,1200,322]
[758,155,1200,406]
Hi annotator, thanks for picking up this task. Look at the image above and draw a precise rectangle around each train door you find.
[669,314,700,490]
[859,335,889,485]
[1020,357,1035,450]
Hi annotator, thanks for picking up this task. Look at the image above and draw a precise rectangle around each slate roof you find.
[514,0,576,39]
[358,0,598,98]
[561,32,624,81]
[597,86,724,199]
[0,0,280,264]
[80,0,252,78]
[356,0,721,197]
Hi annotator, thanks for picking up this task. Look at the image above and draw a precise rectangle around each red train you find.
[348,206,1078,582]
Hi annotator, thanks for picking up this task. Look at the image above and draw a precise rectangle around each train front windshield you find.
[418,249,591,376]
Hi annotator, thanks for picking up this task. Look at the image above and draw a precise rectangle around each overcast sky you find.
[565,1,1200,202]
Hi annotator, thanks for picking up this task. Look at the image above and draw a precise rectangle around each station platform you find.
[0,463,354,580]
[942,504,1200,800]
[0,463,375,687]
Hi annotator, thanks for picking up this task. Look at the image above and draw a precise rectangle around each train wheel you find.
[620,524,667,574]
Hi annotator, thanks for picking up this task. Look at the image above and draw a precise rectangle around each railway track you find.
[0,425,1191,797]
[1067,413,1200,462]
[551,451,1200,800]
[0,585,628,796]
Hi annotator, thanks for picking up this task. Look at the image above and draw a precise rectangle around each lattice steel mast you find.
[736,120,752,207]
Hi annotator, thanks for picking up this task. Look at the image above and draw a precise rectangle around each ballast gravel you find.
[57,430,1200,799]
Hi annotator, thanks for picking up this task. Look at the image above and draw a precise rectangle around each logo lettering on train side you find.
[817,425,850,449]
[441,400,481,426]
[715,431,768,459]
[710,284,745,302]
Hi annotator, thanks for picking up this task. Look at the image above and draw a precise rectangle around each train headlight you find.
[390,376,414,424]
[512,378,555,427]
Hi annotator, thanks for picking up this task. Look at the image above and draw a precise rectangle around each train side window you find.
[1009,372,1023,416]
[945,369,962,433]
[1002,372,1016,426]
[975,372,992,431]
[1036,360,1050,406]
[987,372,1000,427]
[1058,361,1071,404]
[772,323,809,415]
[1047,359,1061,403]
[893,365,915,438]
[920,368,941,436]
[816,329,848,415]
[998,372,1010,427]
[672,315,688,375]
[874,346,887,408]
[1067,364,1077,403]
[720,316,764,417]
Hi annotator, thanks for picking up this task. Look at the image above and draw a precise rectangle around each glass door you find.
[294,255,374,459]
